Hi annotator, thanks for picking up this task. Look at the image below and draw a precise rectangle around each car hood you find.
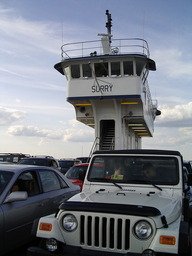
[69,190,182,227]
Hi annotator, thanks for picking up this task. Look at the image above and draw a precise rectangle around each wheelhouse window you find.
[71,64,80,78]
[87,155,179,185]
[82,63,92,78]
[64,66,70,80]
[111,62,120,76]
[123,61,133,76]
[94,62,108,77]
[136,61,145,76]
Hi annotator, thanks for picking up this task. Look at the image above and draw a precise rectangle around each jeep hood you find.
[68,190,181,226]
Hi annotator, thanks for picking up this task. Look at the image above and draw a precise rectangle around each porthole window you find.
[123,61,133,76]
[71,64,80,78]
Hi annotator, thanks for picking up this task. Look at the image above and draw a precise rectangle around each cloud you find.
[0,9,60,56]
[154,49,192,78]
[156,102,192,127]
[7,125,63,139]
[63,119,94,142]
[0,67,29,79]
[7,123,94,143]
[63,128,94,142]
[0,107,25,125]
[144,127,192,151]
[0,4,87,58]
[0,6,67,93]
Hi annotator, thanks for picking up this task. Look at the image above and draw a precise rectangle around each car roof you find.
[73,163,89,167]
[93,149,182,156]
[59,158,78,161]
[0,164,55,172]
[20,157,55,160]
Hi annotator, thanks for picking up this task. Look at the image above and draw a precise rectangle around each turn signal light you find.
[39,222,52,231]
[160,235,176,245]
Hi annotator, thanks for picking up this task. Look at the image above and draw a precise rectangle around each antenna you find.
[105,10,112,44]
[98,10,113,54]
[62,22,64,45]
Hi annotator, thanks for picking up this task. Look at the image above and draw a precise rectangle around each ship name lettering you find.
[92,84,113,93]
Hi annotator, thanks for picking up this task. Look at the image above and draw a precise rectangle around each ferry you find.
[54,10,161,151]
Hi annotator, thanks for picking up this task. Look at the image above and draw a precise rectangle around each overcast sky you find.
[0,0,192,160]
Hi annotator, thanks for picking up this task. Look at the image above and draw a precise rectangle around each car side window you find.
[39,170,62,192]
[11,171,40,196]
[57,175,68,189]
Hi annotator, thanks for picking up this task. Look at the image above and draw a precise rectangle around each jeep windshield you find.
[87,155,179,186]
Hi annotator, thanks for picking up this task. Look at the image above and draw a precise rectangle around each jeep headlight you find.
[133,220,153,240]
[62,214,78,232]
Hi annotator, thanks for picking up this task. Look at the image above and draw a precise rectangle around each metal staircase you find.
[88,125,115,159]
[100,126,115,150]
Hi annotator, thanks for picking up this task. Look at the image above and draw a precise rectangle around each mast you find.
[105,9,112,44]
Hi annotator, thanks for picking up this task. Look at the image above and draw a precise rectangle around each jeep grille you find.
[80,215,130,250]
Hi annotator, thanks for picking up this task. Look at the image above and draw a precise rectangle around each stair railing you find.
[88,137,100,158]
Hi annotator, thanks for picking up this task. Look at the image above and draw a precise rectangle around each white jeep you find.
[28,149,192,256]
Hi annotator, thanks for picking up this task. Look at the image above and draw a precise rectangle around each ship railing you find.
[143,80,158,119]
[61,38,150,60]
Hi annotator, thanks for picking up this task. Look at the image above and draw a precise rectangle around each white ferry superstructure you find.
[54,10,161,151]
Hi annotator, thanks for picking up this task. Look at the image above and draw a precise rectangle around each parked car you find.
[28,149,192,256]
[0,153,30,163]
[0,164,80,255]
[76,157,90,163]
[58,158,81,174]
[18,155,60,169]
[65,163,89,190]
[183,160,192,174]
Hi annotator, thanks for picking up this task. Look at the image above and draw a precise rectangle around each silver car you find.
[0,164,80,255]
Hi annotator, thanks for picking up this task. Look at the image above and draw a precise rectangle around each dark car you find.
[18,156,60,170]
[65,163,89,190]
[0,164,80,255]
[183,160,192,174]
[58,158,81,174]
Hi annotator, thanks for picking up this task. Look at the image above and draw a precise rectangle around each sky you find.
[0,0,192,160]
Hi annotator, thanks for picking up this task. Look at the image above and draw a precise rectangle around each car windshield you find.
[66,165,88,179]
[87,155,179,185]
[0,170,14,195]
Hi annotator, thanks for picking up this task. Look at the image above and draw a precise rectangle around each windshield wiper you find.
[91,178,123,190]
[127,179,162,191]
[142,180,162,191]
[112,182,122,190]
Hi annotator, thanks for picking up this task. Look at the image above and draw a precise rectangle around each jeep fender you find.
[36,214,65,244]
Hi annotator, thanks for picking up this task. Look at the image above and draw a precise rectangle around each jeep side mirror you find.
[187,173,192,186]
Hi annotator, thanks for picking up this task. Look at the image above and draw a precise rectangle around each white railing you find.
[61,38,150,60]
